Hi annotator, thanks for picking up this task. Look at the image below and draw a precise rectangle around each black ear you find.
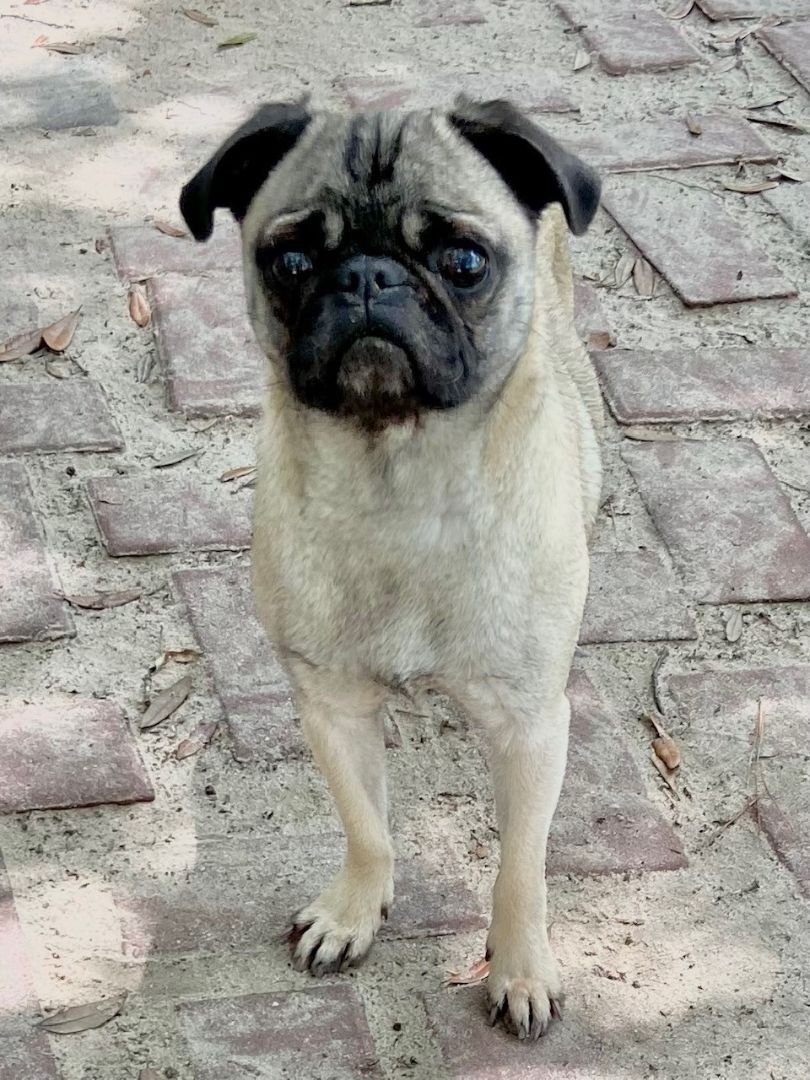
[179,101,312,241]
[449,98,600,235]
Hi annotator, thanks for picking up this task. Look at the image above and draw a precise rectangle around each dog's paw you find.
[486,947,563,1040]
[285,870,393,977]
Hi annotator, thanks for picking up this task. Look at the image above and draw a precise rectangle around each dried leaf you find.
[175,721,218,760]
[771,166,806,183]
[665,0,693,17]
[128,285,151,328]
[164,647,201,664]
[747,95,789,110]
[685,113,702,136]
[45,359,71,379]
[154,220,188,238]
[651,752,680,799]
[714,56,738,73]
[573,48,591,71]
[140,675,192,731]
[41,42,83,54]
[152,448,200,468]
[613,252,635,289]
[182,8,218,25]
[217,32,257,49]
[139,1071,161,1080]
[41,309,80,352]
[32,34,48,46]
[95,236,109,255]
[63,590,142,610]
[445,957,490,987]
[347,0,393,4]
[37,995,125,1034]
[745,112,808,133]
[652,735,681,770]
[0,328,42,363]
[587,330,615,351]
[623,426,679,442]
[632,257,655,297]
[219,464,256,482]
[725,609,743,642]
[722,179,779,194]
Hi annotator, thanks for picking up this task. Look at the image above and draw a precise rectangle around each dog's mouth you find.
[333,335,421,430]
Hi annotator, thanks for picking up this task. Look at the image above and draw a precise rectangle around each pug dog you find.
[180,98,602,1040]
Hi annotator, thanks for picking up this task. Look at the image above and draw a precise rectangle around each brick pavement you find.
[2,1,810,1078]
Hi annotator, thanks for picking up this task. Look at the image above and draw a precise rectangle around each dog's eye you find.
[438,245,488,288]
[274,250,314,282]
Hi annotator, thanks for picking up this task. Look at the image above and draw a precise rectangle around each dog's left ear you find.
[180,100,312,241]
[449,98,600,235]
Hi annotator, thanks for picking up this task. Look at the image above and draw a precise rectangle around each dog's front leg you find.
[285,663,394,976]
[461,680,569,1039]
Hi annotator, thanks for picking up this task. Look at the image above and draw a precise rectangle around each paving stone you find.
[566,113,776,173]
[173,566,297,762]
[0,464,74,644]
[573,280,613,347]
[0,381,123,454]
[0,1035,59,1080]
[340,68,578,113]
[666,666,810,896]
[0,856,38,1034]
[0,698,154,813]
[622,439,810,603]
[86,473,252,556]
[115,833,486,958]
[602,175,798,306]
[415,2,486,27]
[551,672,686,874]
[150,273,265,418]
[0,66,118,131]
[109,220,241,281]
[177,986,381,1080]
[759,22,810,93]
[580,550,697,644]
[594,347,810,422]
[424,987,605,1078]
[701,0,810,18]
[763,173,810,247]
[556,3,701,74]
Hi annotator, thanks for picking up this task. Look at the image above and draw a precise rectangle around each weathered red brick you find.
[622,439,810,603]
[116,834,485,958]
[0,857,38,1033]
[552,673,687,875]
[759,22,810,93]
[0,381,123,454]
[556,3,701,74]
[86,473,252,556]
[566,113,776,173]
[0,464,74,643]
[176,986,381,1079]
[594,348,810,423]
[580,550,697,644]
[666,666,810,896]
[340,68,578,113]
[415,2,486,27]
[602,175,797,306]
[109,221,241,281]
[0,1036,59,1080]
[702,0,810,19]
[150,273,265,418]
[0,698,154,813]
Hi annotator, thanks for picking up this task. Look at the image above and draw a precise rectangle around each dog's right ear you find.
[179,101,312,241]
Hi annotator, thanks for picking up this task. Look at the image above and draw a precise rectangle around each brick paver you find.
[415,2,486,26]
[594,348,810,422]
[86,473,252,556]
[759,22,810,94]
[580,550,697,643]
[702,0,810,19]
[0,1036,59,1080]
[0,857,37,1032]
[2,65,119,132]
[109,222,241,281]
[150,273,265,418]
[176,986,381,1080]
[603,176,798,307]
[623,439,810,603]
[340,68,578,113]
[0,381,123,454]
[565,114,776,173]
[666,666,810,896]
[0,698,153,813]
[0,464,74,643]
[556,3,701,74]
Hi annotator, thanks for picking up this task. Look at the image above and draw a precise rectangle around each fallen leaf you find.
[0,327,43,363]
[174,721,218,760]
[747,95,790,110]
[745,112,808,133]
[722,179,779,194]
[32,34,48,46]
[164,647,201,664]
[632,256,655,297]
[45,359,71,378]
[128,285,151,327]
[217,32,257,49]
[685,113,703,136]
[42,42,83,54]
[725,609,743,642]
[588,330,615,350]
[665,0,693,17]
[63,590,142,610]
[152,448,200,468]
[347,0,393,4]
[714,56,738,73]
[154,220,187,238]
[652,735,681,771]
[25,0,50,5]
[219,464,256,482]
[41,309,80,352]
[770,166,806,183]
[445,957,490,987]
[623,426,679,442]
[651,751,680,799]
[140,675,192,731]
[613,252,636,289]
[37,995,125,1034]
[94,236,109,254]
[139,1071,161,1080]
[573,48,591,71]
[182,7,218,25]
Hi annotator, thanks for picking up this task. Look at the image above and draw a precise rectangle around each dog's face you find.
[181,100,599,430]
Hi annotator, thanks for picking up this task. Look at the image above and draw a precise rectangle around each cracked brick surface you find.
[0,381,123,454]
[556,3,701,74]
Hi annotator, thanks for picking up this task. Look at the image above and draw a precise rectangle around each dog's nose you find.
[334,255,408,298]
